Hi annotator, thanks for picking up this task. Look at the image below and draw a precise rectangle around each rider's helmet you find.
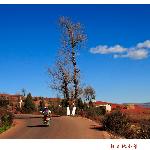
[44,106,48,111]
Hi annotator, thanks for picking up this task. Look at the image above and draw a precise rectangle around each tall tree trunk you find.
[70,31,79,100]
[63,80,69,101]
[72,50,78,100]
[61,68,70,101]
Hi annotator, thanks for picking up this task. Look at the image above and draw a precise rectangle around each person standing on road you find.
[67,105,70,116]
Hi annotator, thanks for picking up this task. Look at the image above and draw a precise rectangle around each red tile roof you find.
[93,101,109,105]
[0,94,22,101]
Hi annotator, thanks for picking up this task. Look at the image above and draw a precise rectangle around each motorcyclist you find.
[42,107,51,121]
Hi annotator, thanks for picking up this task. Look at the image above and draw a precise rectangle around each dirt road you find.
[0,115,111,139]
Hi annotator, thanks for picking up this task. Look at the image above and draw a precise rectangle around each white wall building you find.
[96,104,111,112]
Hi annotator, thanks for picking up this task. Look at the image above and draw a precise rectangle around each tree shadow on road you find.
[27,125,48,127]
[90,124,105,131]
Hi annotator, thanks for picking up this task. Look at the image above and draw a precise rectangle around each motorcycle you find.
[43,115,51,126]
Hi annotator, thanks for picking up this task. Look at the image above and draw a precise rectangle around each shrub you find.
[89,101,94,107]
[56,107,66,116]
[86,107,106,118]
[102,110,150,139]
[76,106,106,122]
[0,96,9,108]
[76,108,86,117]
[140,123,150,139]
[0,108,14,133]
[86,107,97,119]
[126,119,150,139]
[75,99,84,109]
[23,93,35,113]
[102,110,130,135]
[39,100,45,111]
[48,105,66,116]
[61,99,69,107]
[95,107,106,115]
[15,106,23,113]
[1,112,14,126]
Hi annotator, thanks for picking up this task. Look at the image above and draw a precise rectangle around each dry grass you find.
[121,106,150,122]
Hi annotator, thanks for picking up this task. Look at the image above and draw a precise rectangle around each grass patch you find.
[0,125,11,134]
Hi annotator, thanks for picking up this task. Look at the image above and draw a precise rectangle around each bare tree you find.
[83,86,96,102]
[59,17,87,101]
[48,17,86,106]
[48,49,72,101]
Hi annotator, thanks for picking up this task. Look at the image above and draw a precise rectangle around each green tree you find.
[23,93,35,113]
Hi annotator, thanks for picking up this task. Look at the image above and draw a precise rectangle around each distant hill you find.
[123,102,150,108]
[138,102,150,108]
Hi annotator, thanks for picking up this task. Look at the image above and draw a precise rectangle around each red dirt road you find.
[0,115,111,139]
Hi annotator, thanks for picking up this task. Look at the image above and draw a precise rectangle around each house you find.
[93,100,125,112]
[126,104,135,109]
[0,94,23,109]
[93,101,112,112]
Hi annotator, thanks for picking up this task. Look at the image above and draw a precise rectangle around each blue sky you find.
[0,4,150,103]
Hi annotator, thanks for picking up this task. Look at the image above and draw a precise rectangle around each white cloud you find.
[127,49,149,59]
[137,40,150,49]
[114,49,149,60]
[90,45,126,54]
[90,40,150,60]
